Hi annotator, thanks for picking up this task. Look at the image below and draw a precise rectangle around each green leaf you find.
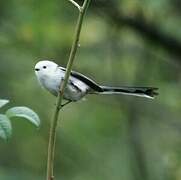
[0,114,12,140]
[6,106,40,127]
[0,99,9,108]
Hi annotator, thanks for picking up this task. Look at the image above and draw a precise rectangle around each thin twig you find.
[68,0,81,11]
[46,0,91,180]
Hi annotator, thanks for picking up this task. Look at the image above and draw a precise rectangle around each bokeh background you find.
[0,0,181,179]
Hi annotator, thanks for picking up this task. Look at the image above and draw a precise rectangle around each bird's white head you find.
[34,60,58,77]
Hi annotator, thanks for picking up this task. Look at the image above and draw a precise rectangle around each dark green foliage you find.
[0,0,180,180]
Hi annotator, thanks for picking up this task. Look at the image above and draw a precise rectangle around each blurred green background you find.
[0,0,181,179]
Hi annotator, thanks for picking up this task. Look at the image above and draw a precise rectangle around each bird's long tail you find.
[98,86,158,99]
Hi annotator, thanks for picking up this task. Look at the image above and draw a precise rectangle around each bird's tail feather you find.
[98,86,158,99]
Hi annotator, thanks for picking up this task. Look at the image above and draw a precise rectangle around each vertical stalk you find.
[46,0,91,180]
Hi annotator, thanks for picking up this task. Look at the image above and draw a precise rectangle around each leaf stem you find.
[68,0,81,11]
[46,1,91,180]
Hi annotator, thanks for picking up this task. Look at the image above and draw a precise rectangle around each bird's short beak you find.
[35,68,40,71]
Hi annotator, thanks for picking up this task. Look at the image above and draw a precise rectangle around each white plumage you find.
[34,60,158,102]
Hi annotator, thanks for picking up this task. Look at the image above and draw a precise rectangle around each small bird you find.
[35,60,158,105]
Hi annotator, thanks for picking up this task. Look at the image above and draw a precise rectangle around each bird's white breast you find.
[36,68,90,101]
[37,70,63,96]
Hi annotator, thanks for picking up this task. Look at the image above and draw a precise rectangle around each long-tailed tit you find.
[35,60,158,104]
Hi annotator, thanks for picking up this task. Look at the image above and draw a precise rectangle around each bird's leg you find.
[54,100,72,109]
[60,100,72,108]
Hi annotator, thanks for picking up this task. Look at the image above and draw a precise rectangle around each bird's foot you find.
[60,100,72,109]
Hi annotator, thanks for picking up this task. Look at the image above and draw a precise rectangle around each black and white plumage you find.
[34,60,158,102]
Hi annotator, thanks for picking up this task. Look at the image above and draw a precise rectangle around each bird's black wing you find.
[59,67,103,92]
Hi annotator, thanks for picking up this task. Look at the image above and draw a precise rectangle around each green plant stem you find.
[46,1,91,180]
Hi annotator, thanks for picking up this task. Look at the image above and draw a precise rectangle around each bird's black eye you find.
[43,66,47,69]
